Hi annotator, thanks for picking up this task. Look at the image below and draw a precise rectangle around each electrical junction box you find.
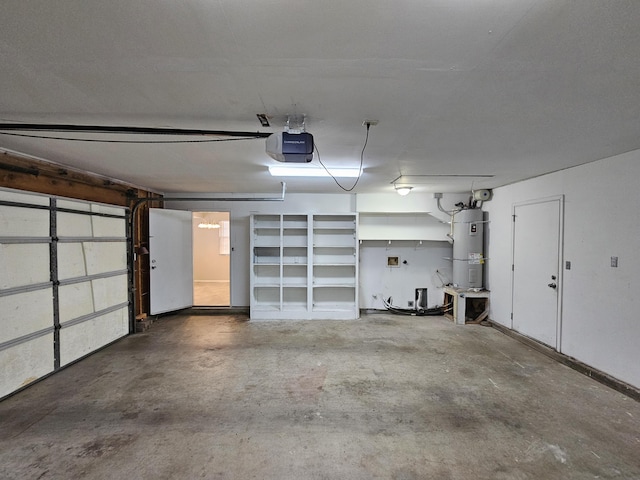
[266,132,314,162]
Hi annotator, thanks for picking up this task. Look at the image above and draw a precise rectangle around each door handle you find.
[548,282,557,289]
[152,265,157,269]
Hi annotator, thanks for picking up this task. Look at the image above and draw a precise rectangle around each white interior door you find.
[512,197,563,349]
[149,208,194,315]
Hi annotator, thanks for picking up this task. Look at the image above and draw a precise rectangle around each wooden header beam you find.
[0,151,157,207]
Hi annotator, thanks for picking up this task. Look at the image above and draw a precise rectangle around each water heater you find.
[452,208,484,289]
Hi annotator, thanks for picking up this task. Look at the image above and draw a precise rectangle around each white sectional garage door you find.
[0,188,130,399]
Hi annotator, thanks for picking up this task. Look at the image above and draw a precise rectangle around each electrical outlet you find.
[408,300,414,308]
[611,256,618,268]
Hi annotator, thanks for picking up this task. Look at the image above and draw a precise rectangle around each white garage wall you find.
[167,193,355,306]
[484,149,640,388]
[359,240,453,310]
[167,192,466,309]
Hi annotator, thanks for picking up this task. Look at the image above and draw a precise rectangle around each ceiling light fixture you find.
[269,165,360,178]
[198,222,220,229]
[395,185,413,196]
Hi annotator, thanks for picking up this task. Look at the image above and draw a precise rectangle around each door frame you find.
[511,195,564,351]
[192,211,231,307]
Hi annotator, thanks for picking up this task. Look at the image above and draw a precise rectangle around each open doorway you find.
[192,212,230,306]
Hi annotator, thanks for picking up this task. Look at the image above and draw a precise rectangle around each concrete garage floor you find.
[1,314,639,480]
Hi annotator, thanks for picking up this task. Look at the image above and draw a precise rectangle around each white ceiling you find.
[1,1,639,195]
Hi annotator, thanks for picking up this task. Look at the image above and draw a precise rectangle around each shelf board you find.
[313,263,356,266]
[252,305,281,311]
[313,227,355,231]
[313,245,355,248]
[312,306,355,312]
[282,305,308,311]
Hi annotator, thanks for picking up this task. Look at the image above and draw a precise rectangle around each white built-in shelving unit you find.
[250,213,358,320]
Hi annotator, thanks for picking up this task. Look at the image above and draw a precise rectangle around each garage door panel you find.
[92,216,126,237]
[58,275,129,322]
[84,242,127,275]
[59,282,95,323]
[57,212,93,237]
[92,275,128,311]
[0,190,49,206]
[57,243,88,279]
[0,244,50,289]
[0,205,49,237]
[60,307,128,366]
[58,242,127,281]
[0,289,54,344]
[57,199,91,212]
[0,334,54,399]
[1,188,130,399]
[91,204,125,216]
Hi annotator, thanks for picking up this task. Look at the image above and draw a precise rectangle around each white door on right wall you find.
[512,197,563,350]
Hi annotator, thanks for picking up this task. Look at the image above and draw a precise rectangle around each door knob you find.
[548,282,557,289]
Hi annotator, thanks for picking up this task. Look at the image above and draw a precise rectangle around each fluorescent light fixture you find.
[268,165,360,178]
[395,186,413,196]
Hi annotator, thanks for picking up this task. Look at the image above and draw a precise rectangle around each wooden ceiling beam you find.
[0,151,158,207]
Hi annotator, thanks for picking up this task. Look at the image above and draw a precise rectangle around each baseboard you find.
[489,321,640,402]
[182,306,249,316]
